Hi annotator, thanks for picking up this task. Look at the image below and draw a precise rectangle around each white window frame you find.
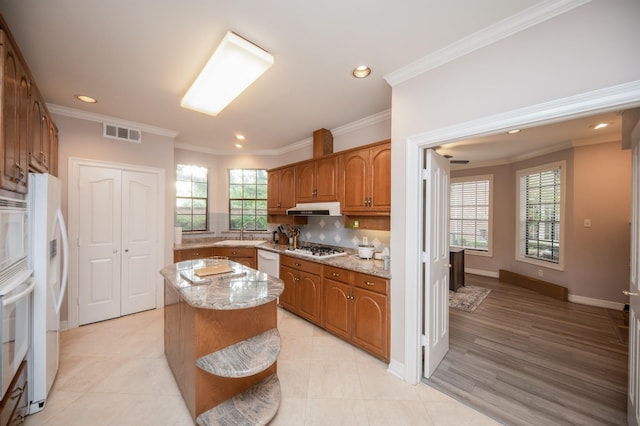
[449,174,493,257]
[515,160,566,271]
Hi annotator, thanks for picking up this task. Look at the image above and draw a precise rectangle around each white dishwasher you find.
[257,249,280,278]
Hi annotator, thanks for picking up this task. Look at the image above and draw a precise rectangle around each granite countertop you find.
[160,258,284,310]
[174,238,392,280]
[256,243,392,279]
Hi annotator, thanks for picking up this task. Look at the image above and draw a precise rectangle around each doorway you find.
[404,83,640,386]
[67,158,165,327]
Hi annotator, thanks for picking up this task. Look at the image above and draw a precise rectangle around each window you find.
[176,164,208,231]
[229,169,267,230]
[516,161,565,269]
[449,175,492,254]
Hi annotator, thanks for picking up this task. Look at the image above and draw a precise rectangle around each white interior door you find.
[121,171,158,315]
[422,149,450,378]
[628,128,640,426]
[78,165,122,325]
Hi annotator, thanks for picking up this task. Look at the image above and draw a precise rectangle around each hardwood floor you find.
[424,274,628,426]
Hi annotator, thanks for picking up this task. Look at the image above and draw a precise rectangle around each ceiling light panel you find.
[181,32,274,116]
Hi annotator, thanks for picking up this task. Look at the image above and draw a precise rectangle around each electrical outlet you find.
[538,269,543,277]
[584,219,592,228]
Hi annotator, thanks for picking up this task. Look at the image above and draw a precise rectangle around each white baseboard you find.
[465,268,499,278]
[60,320,69,331]
[387,360,405,381]
[568,294,625,310]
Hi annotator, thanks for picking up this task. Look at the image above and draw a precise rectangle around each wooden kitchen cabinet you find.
[0,28,30,194]
[322,265,389,361]
[0,359,28,426]
[173,247,214,262]
[29,85,53,173]
[295,155,338,203]
[267,166,296,214]
[341,140,391,213]
[279,255,322,326]
[0,18,59,194]
[212,247,256,269]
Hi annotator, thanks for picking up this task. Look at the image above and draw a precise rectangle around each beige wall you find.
[453,142,631,304]
[54,114,175,322]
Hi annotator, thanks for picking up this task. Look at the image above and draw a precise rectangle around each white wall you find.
[389,0,640,380]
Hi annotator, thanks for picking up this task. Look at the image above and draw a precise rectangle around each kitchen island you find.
[161,258,284,425]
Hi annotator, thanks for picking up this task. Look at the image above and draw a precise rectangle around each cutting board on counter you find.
[194,264,234,277]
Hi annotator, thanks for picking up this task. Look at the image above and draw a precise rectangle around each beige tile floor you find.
[24,307,498,426]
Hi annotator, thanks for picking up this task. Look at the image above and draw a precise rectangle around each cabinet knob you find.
[294,277,300,281]
[295,263,302,267]
[232,251,238,255]
[332,272,340,277]
[113,249,118,254]
[365,281,375,286]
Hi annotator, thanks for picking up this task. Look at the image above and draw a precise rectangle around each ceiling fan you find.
[443,154,469,165]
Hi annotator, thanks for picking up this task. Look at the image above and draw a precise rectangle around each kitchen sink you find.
[213,240,267,246]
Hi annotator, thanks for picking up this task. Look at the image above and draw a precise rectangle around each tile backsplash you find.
[182,213,390,252]
[291,216,390,251]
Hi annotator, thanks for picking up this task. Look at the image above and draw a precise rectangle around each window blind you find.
[449,178,490,251]
[518,165,561,263]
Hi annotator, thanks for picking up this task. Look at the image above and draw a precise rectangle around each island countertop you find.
[160,258,284,310]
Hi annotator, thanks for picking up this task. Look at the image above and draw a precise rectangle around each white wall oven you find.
[0,196,33,401]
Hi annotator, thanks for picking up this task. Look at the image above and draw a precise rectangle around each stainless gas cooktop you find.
[287,245,347,259]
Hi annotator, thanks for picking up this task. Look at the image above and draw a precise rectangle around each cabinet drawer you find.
[213,247,256,258]
[0,360,27,426]
[174,247,214,262]
[353,272,388,295]
[323,265,352,284]
[280,255,322,275]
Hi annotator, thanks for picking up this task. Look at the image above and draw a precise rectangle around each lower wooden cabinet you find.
[0,359,28,426]
[173,246,257,268]
[279,255,322,326]
[212,247,256,269]
[323,265,389,361]
[173,247,214,262]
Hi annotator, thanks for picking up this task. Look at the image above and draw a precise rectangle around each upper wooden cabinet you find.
[29,85,54,174]
[0,19,59,194]
[295,155,338,203]
[267,166,296,214]
[341,140,391,213]
[0,29,30,193]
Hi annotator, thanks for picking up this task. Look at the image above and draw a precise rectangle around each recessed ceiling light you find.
[352,65,371,78]
[75,94,97,103]
[507,129,521,134]
[235,133,246,141]
[234,143,243,149]
[592,123,608,130]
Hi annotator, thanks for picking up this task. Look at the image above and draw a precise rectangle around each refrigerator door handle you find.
[54,208,69,314]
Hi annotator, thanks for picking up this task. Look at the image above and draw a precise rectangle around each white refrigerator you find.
[27,173,68,414]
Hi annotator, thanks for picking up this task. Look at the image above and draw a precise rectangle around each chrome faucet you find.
[239,226,246,240]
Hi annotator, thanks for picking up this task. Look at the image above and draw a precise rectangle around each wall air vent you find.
[103,123,141,143]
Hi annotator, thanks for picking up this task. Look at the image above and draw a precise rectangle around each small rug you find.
[449,286,491,313]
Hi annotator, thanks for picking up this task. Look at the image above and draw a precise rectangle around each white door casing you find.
[121,171,158,315]
[77,165,122,325]
[628,122,640,426]
[422,149,450,378]
[69,158,165,329]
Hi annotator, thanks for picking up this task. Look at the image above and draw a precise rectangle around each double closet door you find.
[76,164,160,325]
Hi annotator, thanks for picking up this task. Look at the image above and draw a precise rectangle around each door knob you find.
[623,290,640,296]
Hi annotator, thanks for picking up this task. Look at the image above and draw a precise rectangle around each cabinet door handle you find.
[14,162,25,183]
[294,277,300,281]
[10,385,25,400]
[332,272,340,277]
[365,281,375,286]
[193,252,199,256]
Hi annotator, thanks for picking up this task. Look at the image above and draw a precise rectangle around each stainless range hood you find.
[286,202,342,216]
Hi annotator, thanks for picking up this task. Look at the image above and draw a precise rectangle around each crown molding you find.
[47,103,179,138]
[384,0,591,87]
